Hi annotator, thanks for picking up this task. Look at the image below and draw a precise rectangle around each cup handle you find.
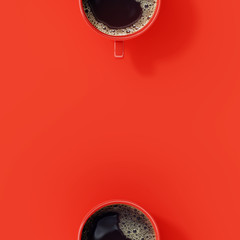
[114,41,124,58]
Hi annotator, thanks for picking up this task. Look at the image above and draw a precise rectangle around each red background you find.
[0,0,240,240]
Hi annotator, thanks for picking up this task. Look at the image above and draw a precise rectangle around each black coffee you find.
[88,0,142,29]
[81,204,155,240]
[82,0,157,36]
[89,213,130,240]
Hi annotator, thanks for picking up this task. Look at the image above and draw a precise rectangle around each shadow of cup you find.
[128,0,198,75]
[154,216,189,240]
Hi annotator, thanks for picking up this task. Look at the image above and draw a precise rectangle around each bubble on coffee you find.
[82,0,157,36]
[81,204,156,240]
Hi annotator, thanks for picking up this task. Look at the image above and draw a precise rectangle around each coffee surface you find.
[81,204,156,240]
[82,0,157,36]
[89,213,130,240]
[88,0,142,29]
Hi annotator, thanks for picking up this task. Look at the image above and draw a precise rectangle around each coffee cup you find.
[78,200,160,240]
[79,0,161,58]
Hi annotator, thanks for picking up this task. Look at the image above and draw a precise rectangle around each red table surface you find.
[0,0,240,240]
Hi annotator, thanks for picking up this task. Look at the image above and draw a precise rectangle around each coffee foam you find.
[82,0,157,36]
[81,204,156,240]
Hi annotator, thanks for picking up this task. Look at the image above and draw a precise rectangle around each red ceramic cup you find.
[79,1,161,58]
[78,200,160,240]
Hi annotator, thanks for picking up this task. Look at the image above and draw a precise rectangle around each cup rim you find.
[78,200,160,240]
[78,0,161,40]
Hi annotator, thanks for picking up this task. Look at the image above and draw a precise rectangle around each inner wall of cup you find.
[82,0,158,36]
[81,204,156,240]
